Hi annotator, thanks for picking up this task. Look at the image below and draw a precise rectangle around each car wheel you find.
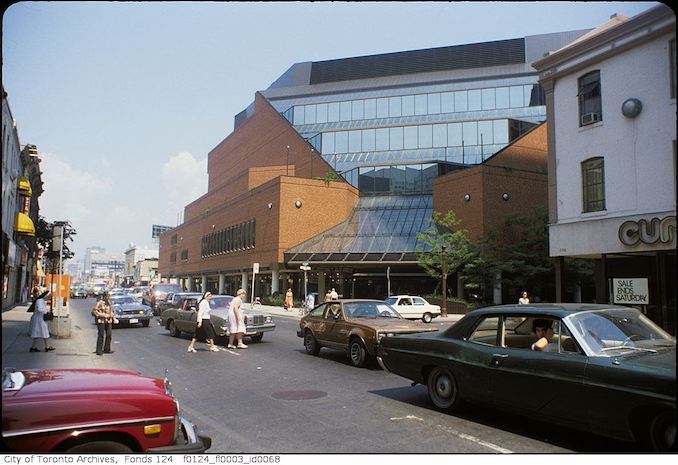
[66,440,132,453]
[422,312,433,323]
[348,338,368,368]
[427,367,461,411]
[304,330,320,355]
[142,320,150,327]
[169,320,181,338]
[249,333,263,343]
[648,411,676,452]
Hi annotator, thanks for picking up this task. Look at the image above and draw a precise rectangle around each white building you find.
[124,243,158,285]
[534,5,676,332]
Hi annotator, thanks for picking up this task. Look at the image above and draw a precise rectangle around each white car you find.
[385,295,441,323]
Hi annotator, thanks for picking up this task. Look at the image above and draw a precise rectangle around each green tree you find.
[35,217,76,274]
[415,210,479,296]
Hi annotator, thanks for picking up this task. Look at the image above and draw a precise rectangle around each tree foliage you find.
[35,217,77,274]
[415,210,479,289]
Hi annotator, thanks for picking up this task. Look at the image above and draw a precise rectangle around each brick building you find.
[159,30,584,302]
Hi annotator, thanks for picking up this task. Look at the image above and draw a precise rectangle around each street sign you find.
[253,263,260,274]
[300,265,311,271]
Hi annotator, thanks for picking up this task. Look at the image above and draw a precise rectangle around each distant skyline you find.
[2,1,658,263]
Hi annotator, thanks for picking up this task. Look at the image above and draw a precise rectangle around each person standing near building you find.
[92,291,116,355]
[324,290,332,302]
[28,286,54,352]
[227,289,248,349]
[519,291,530,305]
[303,293,315,315]
[188,292,219,353]
[284,288,293,311]
[330,288,338,300]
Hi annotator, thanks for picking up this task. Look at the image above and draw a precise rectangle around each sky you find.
[2,1,659,263]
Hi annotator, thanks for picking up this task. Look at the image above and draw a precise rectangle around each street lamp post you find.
[441,245,448,317]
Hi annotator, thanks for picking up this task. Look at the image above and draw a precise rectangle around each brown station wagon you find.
[297,299,438,368]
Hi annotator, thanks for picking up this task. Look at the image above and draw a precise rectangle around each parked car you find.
[156,292,202,316]
[109,288,125,297]
[385,295,441,323]
[160,295,275,343]
[70,285,88,299]
[109,295,153,327]
[297,299,438,368]
[143,283,183,312]
[1,367,211,453]
[129,286,150,302]
[90,283,106,297]
[377,304,676,451]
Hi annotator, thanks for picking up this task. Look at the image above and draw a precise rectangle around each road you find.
[6,297,642,454]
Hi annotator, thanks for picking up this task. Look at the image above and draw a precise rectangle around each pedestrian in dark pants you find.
[92,291,117,355]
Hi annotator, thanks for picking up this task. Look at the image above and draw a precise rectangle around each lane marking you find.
[390,414,513,454]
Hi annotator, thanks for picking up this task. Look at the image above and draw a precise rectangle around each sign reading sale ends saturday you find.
[611,278,649,305]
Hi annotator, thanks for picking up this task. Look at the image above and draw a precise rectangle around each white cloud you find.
[37,151,208,261]
[160,151,208,223]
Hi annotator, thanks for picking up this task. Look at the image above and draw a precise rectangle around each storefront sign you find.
[618,216,676,247]
[611,278,649,305]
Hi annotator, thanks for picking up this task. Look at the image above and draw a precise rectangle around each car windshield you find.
[565,308,675,357]
[210,296,234,309]
[110,296,138,305]
[384,297,398,305]
[344,302,402,319]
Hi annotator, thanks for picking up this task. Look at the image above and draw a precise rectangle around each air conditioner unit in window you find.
[581,112,601,125]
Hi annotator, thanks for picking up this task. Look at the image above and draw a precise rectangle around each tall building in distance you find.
[160,28,590,301]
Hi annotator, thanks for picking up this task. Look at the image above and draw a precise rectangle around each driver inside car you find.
[531,318,558,352]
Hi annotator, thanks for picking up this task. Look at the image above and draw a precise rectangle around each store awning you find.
[17,177,32,197]
[15,212,35,236]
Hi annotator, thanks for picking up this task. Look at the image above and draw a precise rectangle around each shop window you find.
[582,157,606,212]
[578,71,602,126]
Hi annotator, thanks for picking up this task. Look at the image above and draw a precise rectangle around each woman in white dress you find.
[227,289,247,349]
[28,286,54,352]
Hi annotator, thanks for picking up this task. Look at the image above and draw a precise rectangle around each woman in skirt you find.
[227,289,248,349]
[187,292,219,352]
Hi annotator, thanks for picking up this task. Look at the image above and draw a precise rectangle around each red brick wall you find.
[433,124,548,242]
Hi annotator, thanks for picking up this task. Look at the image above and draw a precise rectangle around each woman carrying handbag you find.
[28,286,54,352]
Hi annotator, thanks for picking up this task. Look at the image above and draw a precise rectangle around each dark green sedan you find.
[377,304,676,451]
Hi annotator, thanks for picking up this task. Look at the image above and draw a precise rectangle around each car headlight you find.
[265,316,272,323]
[113,306,122,314]
[244,316,249,325]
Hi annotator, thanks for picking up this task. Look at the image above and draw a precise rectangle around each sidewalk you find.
[1,302,104,371]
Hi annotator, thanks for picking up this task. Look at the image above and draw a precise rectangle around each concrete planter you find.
[424,298,468,314]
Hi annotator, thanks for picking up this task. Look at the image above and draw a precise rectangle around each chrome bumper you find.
[147,416,211,453]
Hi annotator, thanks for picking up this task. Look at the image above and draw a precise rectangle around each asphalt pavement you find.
[1,300,464,370]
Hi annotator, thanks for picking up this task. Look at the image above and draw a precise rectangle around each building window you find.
[670,39,676,99]
[582,157,605,212]
[180,249,188,261]
[170,234,177,245]
[170,252,176,264]
[578,71,602,126]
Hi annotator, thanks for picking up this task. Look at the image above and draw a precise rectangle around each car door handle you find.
[490,353,508,368]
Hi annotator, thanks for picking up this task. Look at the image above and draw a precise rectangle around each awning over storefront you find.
[15,212,35,236]
[17,177,32,197]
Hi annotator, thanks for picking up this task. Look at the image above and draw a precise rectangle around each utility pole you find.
[441,245,448,317]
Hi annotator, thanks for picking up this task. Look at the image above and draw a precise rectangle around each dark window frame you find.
[578,71,602,126]
[581,157,606,213]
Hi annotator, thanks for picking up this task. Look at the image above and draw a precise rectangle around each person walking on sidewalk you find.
[187,292,219,353]
[284,288,293,311]
[28,286,54,353]
[92,291,117,355]
[227,289,248,349]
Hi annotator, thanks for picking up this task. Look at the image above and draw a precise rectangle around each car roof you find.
[467,303,630,318]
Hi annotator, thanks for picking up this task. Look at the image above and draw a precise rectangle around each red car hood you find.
[12,369,166,399]
[2,369,175,437]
